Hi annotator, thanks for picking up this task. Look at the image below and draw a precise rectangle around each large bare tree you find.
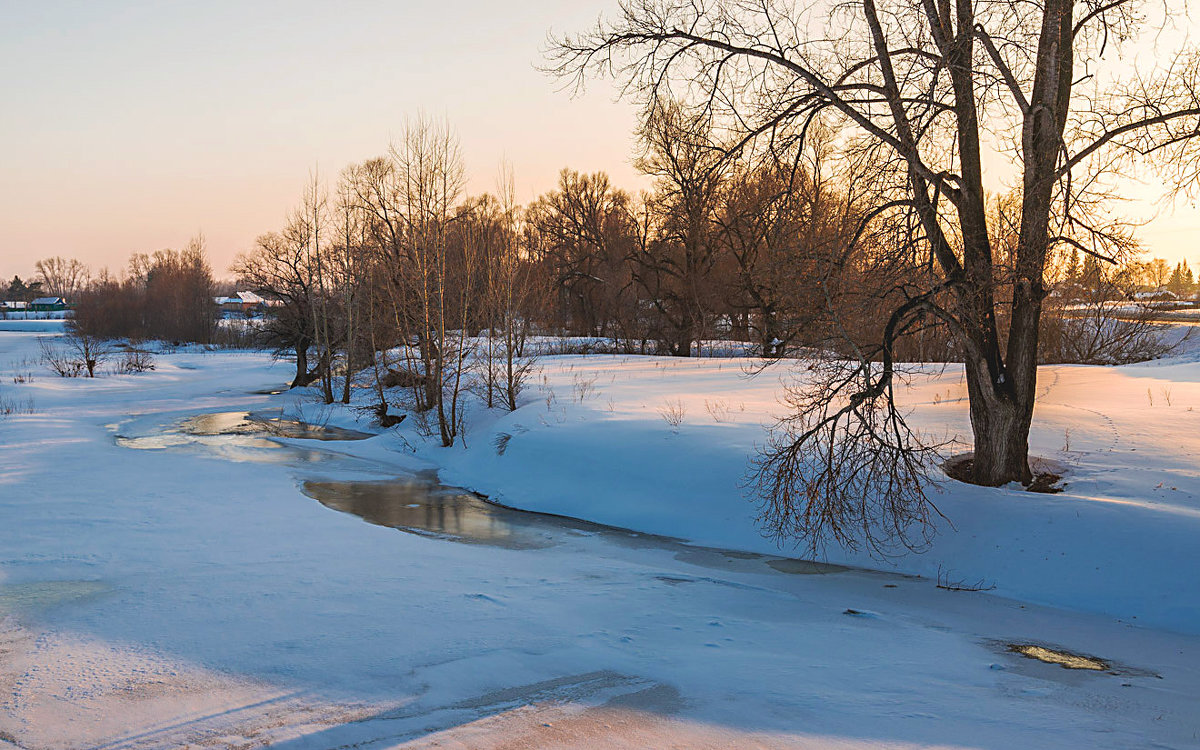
[551,0,1200,548]
[233,231,319,388]
[34,256,90,300]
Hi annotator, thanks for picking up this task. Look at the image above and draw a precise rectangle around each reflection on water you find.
[115,410,373,464]
[302,478,856,583]
[116,431,332,464]
[117,408,856,579]
[303,480,556,549]
[184,411,373,441]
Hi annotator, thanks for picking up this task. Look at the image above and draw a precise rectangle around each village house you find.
[214,291,268,316]
[29,297,68,312]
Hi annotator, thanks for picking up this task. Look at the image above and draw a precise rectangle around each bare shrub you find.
[704,398,731,423]
[0,392,35,417]
[935,566,996,592]
[411,409,435,438]
[572,373,597,403]
[209,320,261,350]
[493,432,513,455]
[67,330,111,378]
[40,332,112,378]
[10,358,36,384]
[658,398,687,429]
[39,338,83,378]
[113,348,156,375]
[1039,303,1175,365]
[1040,260,1177,365]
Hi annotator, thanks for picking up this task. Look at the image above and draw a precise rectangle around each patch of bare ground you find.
[943,453,1066,493]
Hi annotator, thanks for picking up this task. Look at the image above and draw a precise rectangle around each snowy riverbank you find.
[295,348,1200,636]
[1,328,1198,748]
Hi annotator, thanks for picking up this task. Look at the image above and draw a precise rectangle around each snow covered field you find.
[1,325,1198,748]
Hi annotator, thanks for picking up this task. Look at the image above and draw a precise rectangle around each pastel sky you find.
[1,1,1197,282]
[0,1,644,281]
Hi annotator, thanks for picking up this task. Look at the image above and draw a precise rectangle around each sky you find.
[0,0,645,281]
[0,0,1197,283]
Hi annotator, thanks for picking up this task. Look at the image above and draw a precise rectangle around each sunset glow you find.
[0,1,645,279]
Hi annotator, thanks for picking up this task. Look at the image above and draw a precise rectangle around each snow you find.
[0,312,71,324]
[1,328,1199,748]
[0,319,68,333]
[381,353,1200,636]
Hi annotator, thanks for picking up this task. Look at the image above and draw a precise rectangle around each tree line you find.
[20,0,1200,553]
[34,110,1187,452]
[230,112,952,444]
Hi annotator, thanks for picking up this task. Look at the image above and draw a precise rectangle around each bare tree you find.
[551,0,1200,551]
[1145,257,1172,290]
[526,169,644,340]
[345,156,423,415]
[1042,256,1175,364]
[42,330,110,378]
[73,238,217,343]
[714,131,874,358]
[485,166,543,410]
[290,173,338,403]
[333,169,367,405]
[390,115,471,446]
[34,257,90,300]
[634,99,729,356]
[234,232,319,388]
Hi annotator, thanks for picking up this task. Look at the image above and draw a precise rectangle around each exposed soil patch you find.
[943,453,1065,493]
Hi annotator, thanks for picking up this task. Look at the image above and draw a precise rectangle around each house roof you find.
[1133,290,1178,300]
[216,292,266,305]
[31,297,66,305]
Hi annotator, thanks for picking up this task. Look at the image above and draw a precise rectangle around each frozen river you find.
[0,330,1197,748]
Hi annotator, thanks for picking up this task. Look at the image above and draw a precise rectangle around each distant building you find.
[1,301,30,311]
[1132,289,1178,303]
[29,297,68,311]
[215,291,268,315]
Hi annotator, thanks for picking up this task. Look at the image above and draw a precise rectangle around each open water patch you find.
[302,479,559,549]
[183,411,373,441]
[301,477,863,589]
[114,409,371,464]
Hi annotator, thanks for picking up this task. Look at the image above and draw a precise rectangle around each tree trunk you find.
[674,309,694,357]
[963,353,1034,486]
[341,344,352,404]
[322,350,335,404]
[760,308,781,357]
[291,342,309,389]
